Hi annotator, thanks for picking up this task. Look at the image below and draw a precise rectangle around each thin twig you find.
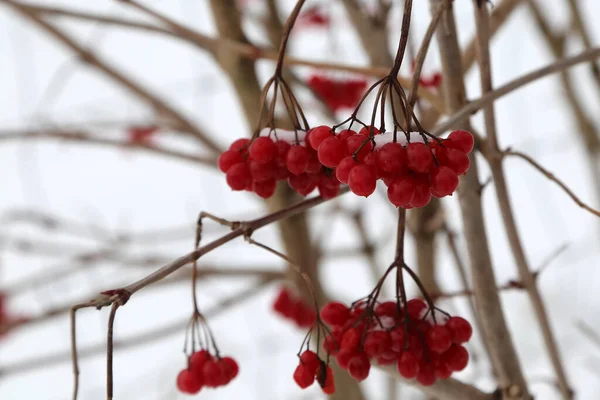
[106,303,120,400]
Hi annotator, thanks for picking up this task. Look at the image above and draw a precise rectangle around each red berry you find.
[220,357,239,383]
[288,173,317,196]
[348,353,371,381]
[364,331,392,358]
[416,362,437,386]
[406,299,427,320]
[293,363,315,388]
[426,325,453,354]
[316,365,335,394]
[397,352,419,379]
[446,316,473,344]
[309,125,333,150]
[358,125,381,136]
[436,147,470,175]
[318,182,340,199]
[442,344,469,371]
[273,287,294,317]
[318,137,345,167]
[364,152,382,179]
[346,135,373,162]
[286,145,310,175]
[249,137,276,164]
[323,331,343,355]
[274,140,291,163]
[177,368,203,394]
[320,302,350,327]
[226,163,251,191]
[190,350,212,372]
[294,303,317,328]
[337,129,356,143]
[435,358,453,379]
[376,142,408,175]
[300,350,320,375]
[340,327,362,352]
[375,301,398,318]
[348,165,377,197]
[387,176,416,207]
[335,349,355,369]
[229,138,250,152]
[431,166,459,196]
[447,130,474,154]
[336,156,358,183]
[409,181,432,208]
[406,142,434,173]
[202,360,226,387]
[376,352,397,366]
[218,150,244,173]
[249,160,275,182]
[305,151,322,174]
[253,178,277,199]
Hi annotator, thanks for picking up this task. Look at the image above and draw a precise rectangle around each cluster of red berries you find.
[319,299,472,386]
[176,350,239,395]
[419,72,443,89]
[296,7,330,29]
[272,286,316,328]
[293,350,335,394]
[307,75,368,113]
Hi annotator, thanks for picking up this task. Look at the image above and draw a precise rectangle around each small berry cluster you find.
[296,7,330,29]
[293,350,335,394]
[176,350,239,395]
[419,72,443,89]
[319,299,472,386]
[272,286,316,328]
[307,74,368,113]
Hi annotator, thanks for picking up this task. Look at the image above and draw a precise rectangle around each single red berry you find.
[230,138,250,152]
[397,352,419,379]
[376,142,408,175]
[305,150,322,174]
[318,182,340,199]
[309,125,333,150]
[406,299,427,320]
[337,129,356,143]
[346,135,373,163]
[364,152,383,179]
[406,142,434,173]
[447,130,474,154]
[274,140,291,163]
[348,165,377,197]
[431,166,459,196]
[177,368,203,394]
[436,147,470,175]
[409,181,432,208]
[387,176,416,207]
[336,156,358,183]
[358,125,381,136]
[190,350,212,372]
[249,137,276,164]
[364,330,392,358]
[335,349,355,369]
[320,302,351,327]
[218,150,244,173]
[375,301,398,318]
[295,303,317,328]
[442,344,469,371]
[202,360,226,387]
[293,363,315,389]
[348,353,371,381]
[286,145,310,175]
[249,160,275,182]
[288,173,315,195]
[273,287,294,317]
[317,365,335,394]
[435,358,453,379]
[220,357,239,383]
[340,327,362,352]
[426,325,453,354]
[390,327,407,353]
[226,163,251,191]
[300,350,320,375]
[318,137,345,167]
[416,362,437,386]
[253,178,277,199]
[446,316,473,344]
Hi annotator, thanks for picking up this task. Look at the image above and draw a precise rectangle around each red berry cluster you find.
[293,350,335,394]
[419,72,443,89]
[307,75,368,113]
[218,131,340,200]
[176,350,239,395]
[319,299,472,386]
[296,7,330,29]
[272,286,316,328]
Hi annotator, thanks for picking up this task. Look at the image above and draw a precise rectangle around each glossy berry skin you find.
[431,166,459,196]
[190,350,212,371]
[406,299,427,319]
[318,182,340,199]
[335,156,358,183]
[348,165,377,197]
[447,130,474,154]
[202,360,226,387]
[397,352,419,379]
[226,163,251,191]
[300,350,320,374]
[286,145,310,175]
[249,161,275,182]
[309,126,333,150]
[229,138,250,152]
[416,362,437,386]
[442,345,469,371]
[406,142,434,173]
[446,316,473,344]
[293,364,315,389]
[253,179,276,199]
[220,357,239,383]
[436,147,470,175]
[320,302,350,327]
[376,142,408,175]
[323,331,343,354]
[348,353,371,381]
[409,181,432,208]
[426,326,453,354]
[387,176,416,207]
[249,137,276,164]
[358,126,381,136]
[318,137,345,167]
[337,129,356,143]
[346,135,373,163]
[177,369,203,394]
[218,150,244,173]
[317,365,335,394]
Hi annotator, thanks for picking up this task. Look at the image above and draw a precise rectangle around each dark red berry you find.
[249,160,275,182]
[249,137,276,164]
[364,331,392,358]
[323,330,343,355]
[226,163,251,191]
[416,362,437,386]
[348,165,377,197]
[286,145,310,175]
[376,142,408,175]
[348,353,371,381]
[375,301,398,318]
[253,178,277,199]
[190,350,212,371]
[406,142,434,173]
[442,344,469,371]
[406,299,427,319]
[177,368,203,394]
[320,302,350,327]
[426,325,453,354]
[293,363,315,388]
[346,135,373,163]
[229,138,250,152]
[431,166,459,196]
[202,360,226,387]
[317,365,335,394]
[218,150,244,173]
[409,181,432,208]
[220,357,239,383]
[300,350,320,374]
[387,176,416,207]
[397,352,419,379]
[446,316,473,344]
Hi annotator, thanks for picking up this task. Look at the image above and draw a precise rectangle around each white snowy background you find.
[1,0,600,399]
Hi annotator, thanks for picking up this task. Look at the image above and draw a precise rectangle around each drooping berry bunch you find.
[272,286,317,328]
[176,349,239,395]
[307,74,368,113]
[319,298,472,386]
[218,129,341,200]
[293,350,335,394]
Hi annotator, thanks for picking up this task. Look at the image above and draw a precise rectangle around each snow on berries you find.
[176,349,239,394]
[316,298,472,387]
[218,127,474,208]
[272,286,316,328]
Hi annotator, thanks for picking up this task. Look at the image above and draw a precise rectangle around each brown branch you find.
[504,150,600,217]
[106,303,119,400]
[430,0,529,396]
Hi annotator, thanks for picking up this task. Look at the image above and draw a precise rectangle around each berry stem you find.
[274,0,307,78]
[390,0,414,77]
